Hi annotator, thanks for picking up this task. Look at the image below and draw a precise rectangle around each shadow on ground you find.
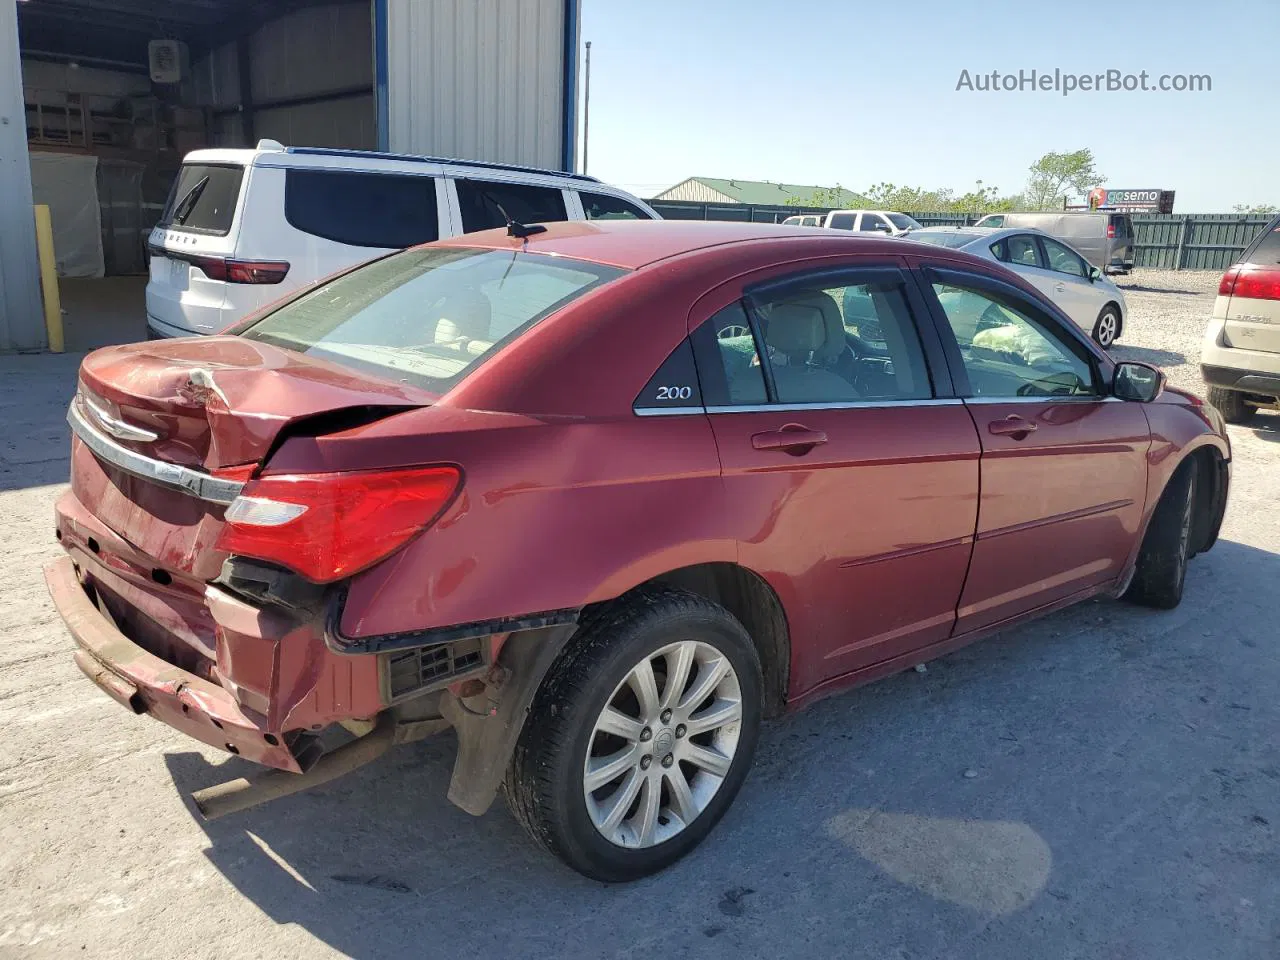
[1118,285,1212,297]
[1110,345,1188,368]
[165,539,1280,960]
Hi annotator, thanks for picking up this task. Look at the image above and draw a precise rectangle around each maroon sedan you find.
[47,221,1230,881]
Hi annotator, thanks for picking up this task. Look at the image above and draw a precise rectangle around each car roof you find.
[431,219,913,269]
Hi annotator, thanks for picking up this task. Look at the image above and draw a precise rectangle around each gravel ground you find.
[1,275,1277,960]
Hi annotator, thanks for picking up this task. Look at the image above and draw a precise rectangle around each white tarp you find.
[29,152,104,279]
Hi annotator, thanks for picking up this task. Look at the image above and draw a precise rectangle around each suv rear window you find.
[456,180,568,233]
[159,164,244,236]
[1245,218,1280,266]
[242,247,625,390]
[285,169,439,248]
[1108,214,1133,238]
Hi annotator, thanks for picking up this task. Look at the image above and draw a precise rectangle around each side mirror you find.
[1113,361,1164,402]
[1088,266,1103,282]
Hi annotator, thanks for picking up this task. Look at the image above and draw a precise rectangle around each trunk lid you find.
[72,336,436,578]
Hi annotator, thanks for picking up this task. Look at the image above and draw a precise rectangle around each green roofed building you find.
[653,177,862,207]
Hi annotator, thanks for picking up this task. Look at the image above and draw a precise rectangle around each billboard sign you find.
[1087,188,1175,213]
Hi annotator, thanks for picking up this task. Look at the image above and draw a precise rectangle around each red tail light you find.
[216,466,462,583]
[1223,265,1280,302]
[192,256,290,284]
[1106,223,1116,239]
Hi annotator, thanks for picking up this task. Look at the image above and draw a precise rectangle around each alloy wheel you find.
[582,640,743,849]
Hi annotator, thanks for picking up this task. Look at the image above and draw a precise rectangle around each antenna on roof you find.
[459,178,547,239]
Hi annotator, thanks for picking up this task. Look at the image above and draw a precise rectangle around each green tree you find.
[1233,203,1279,214]
[1023,149,1104,210]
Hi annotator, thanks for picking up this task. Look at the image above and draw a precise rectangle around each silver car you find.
[973,212,1135,276]
[905,226,1128,348]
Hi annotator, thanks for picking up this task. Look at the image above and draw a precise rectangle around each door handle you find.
[988,415,1038,439]
[752,425,828,455]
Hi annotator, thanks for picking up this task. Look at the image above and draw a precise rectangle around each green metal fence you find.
[647,201,1273,272]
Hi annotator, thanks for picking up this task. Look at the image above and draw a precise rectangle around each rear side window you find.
[242,247,623,391]
[1244,219,1280,266]
[456,180,568,233]
[581,191,650,220]
[284,169,439,248]
[827,213,856,230]
[160,164,244,236]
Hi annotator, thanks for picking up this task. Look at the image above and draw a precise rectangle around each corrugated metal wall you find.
[385,0,573,169]
[193,2,375,150]
[0,0,43,351]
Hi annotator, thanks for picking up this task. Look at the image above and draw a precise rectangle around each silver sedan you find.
[904,226,1128,348]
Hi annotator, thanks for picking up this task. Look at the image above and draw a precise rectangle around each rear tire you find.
[1123,465,1197,610]
[1092,306,1120,349]
[505,584,762,882]
[1206,385,1256,425]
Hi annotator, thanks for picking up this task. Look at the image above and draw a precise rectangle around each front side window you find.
[858,214,888,233]
[456,179,568,233]
[284,169,439,248]
[1041,237,1089,277]
[931,282,1097,398]
[580,191,650,220]
[242,247,624,391]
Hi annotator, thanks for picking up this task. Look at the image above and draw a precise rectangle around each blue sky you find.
[578,0,1277,212]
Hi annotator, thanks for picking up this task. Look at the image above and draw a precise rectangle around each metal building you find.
[0,0,581,352]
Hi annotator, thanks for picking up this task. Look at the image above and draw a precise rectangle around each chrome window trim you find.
[633,405,706,417]
[634,395,1124,416]
[707,398,962,413]
[963,395,1120,405]
[67,400,245,506]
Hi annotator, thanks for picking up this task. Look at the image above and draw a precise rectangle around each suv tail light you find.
[1106,223,1116,239]
[1220,265,1280,301]
[216,466,462,583]
[192,256,291,284]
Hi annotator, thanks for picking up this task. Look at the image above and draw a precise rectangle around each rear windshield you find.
[1108,214,1133,238]
[241,247,626,391]
[888,213,922,230]
[908,231,980,248]
[159,164,244,236]
[1244,218,1280,266]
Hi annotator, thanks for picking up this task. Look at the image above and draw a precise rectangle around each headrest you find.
[432,290,492,344]
[764,291,845,363]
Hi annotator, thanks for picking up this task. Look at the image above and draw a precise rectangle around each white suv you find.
[1201,214,1280,423]
[145,140,660,338]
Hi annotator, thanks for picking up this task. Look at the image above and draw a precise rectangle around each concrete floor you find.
[0,275,1277,959]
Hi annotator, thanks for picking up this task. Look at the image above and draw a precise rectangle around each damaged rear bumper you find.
[45,555,310,772]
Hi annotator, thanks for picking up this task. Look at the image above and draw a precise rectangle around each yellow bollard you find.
[33,204,64,354]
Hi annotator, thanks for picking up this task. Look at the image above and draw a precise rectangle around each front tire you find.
[1123,464,1197,609]
[1092,306,1120,349]
[505,585,762,882]
[1206,385,1256,425]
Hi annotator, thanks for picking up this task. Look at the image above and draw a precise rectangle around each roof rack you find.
[284,147,600,182]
